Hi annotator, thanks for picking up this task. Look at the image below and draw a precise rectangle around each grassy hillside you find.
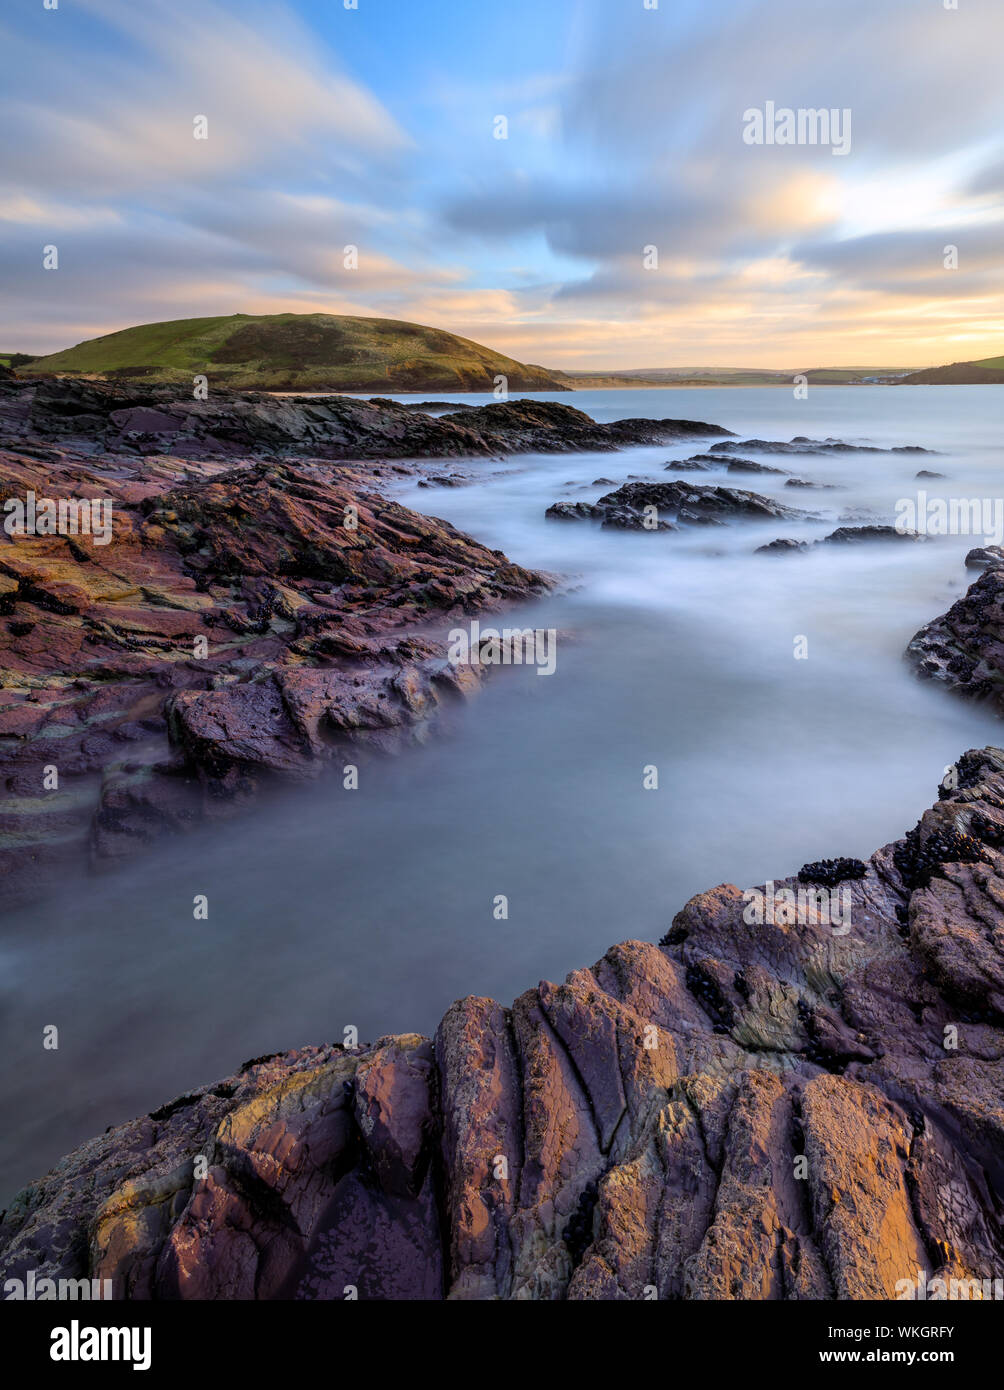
[22,314,567,393]
[900,355,1004,385]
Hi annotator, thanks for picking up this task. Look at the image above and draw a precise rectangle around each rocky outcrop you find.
[546,480,808,530]
[0,441,550,904]
[823,526,925,545]
[965,547,1004,572]
[436,400,734,454]
[757,525,924,554]
[709,436,932,456]
[907,565,1004,710]
[5,751,1004,1300]
[0,376,732,462]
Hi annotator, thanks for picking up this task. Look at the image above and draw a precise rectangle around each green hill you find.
[899,355,1004,385]
[22,313,568,393]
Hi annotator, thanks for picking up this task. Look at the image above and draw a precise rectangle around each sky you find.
[1,0,1002,368]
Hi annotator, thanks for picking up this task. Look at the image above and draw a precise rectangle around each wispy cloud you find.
[1,0,1001,365]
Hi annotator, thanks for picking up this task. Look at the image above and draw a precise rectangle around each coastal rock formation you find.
[709,436,932,456]
[5,750,1004,1300]
[756,525,924,554]
[0,440,548,904]
[662,454,790,476]
[823,526,924,545]
[547,480,807,529]
[965,547,1004,572]
[907,565,1004,710]
[1,376,732,463]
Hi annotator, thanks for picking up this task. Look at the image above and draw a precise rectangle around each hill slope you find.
[900,355,1004,385]
[22,313,568,393]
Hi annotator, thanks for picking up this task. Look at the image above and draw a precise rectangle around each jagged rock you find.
[0,444,549,904]
[785,478,838,490]
[439,399,733,454]
[546,501,600,522]
[0,377,732,462]
[6,753,1004,1300]
[548,481,807,531]
[907,567,1004,708]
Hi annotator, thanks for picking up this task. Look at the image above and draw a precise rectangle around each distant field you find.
[553,365,914,388]
[21,313,567,393]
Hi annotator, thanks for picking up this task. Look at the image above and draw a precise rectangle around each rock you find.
[547,481,808,531]
[0,377,733,463]
[0,444,550,904]
[725,458,788,476]
[709,437,932,456]
[755,538,810,554]
[822,526,924,544]
[907,568,1004,708]
[965,547,1004,571]
[439,400,733,454]
[664,456,718,471]
[545,501,599,522]
[758,526,925,556]
[5,752,1004,1299]
[916,470,946,479]
[785,478,838,490]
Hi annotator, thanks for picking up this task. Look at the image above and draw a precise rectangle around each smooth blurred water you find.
[2,385,1002,1201]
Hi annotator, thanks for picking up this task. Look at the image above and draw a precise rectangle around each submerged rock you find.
[5,752,1004,1299]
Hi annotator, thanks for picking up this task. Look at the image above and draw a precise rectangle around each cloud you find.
[1,0,408,201]
[2,0,1002,366]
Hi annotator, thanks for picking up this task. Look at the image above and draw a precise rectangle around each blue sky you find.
[2,0,1002,366]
